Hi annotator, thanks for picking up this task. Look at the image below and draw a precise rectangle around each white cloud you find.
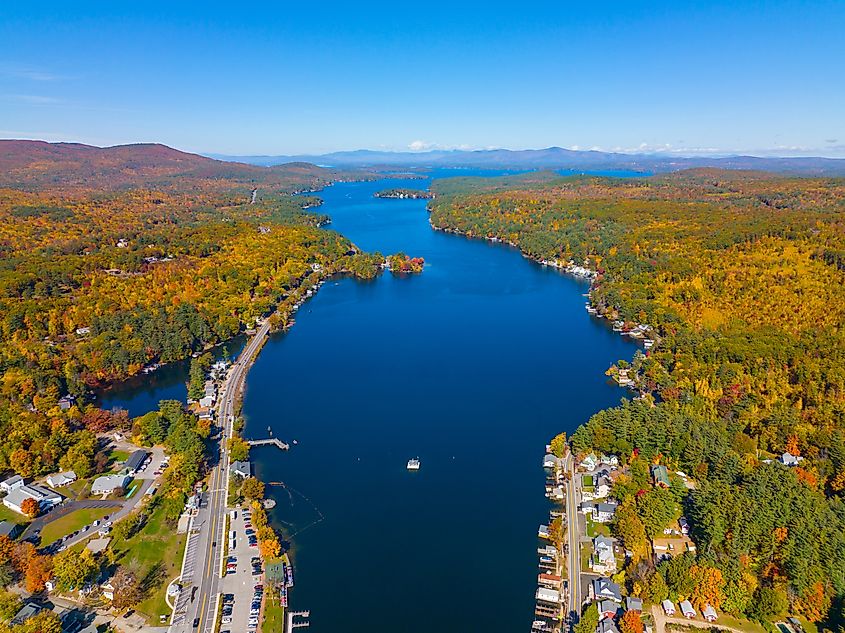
[408,140,434,151]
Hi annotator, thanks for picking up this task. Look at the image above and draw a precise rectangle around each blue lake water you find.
[242,170,638,632]
[99,168,640,632]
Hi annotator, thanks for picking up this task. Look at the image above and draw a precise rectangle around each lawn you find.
[111,499,187,624]
[55,478,91,500]
[582,475,594,487]
[0,504,27,528]
[262,589,285,633]
[580,542,593,573]
[40,506,113,545]
[716,614,767,633]
[106,449,131,470]
[586,516,610,538]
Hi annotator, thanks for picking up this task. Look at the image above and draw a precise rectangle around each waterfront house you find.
[0,475,23,493]
[538,524,551,539]
[598,600,619,620]
[680,600,696,619]
[198,395,214,408]
[591,536,616,573]
[662,600,676,616]
[703,604,717,622]
[4,483,62,514]
[536,587,561,604]
[57,395,76,410]
[591,577,622,603]
[595,501,618,523]
[779,452,802,467]
[230,461,251,479]
[46,471,77,488]
[538,573,562,588]
[626,597,643,613]
[91,474,130,496]
[651,464,670,488]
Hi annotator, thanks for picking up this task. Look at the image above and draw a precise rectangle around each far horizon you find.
[2,2,844,157]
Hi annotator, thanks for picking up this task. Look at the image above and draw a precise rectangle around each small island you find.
[374,188,433,200]
[386,252,425,274]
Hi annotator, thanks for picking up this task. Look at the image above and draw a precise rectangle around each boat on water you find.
[407,458,421,471]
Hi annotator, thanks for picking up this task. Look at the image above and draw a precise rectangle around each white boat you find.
[407,458,420,471]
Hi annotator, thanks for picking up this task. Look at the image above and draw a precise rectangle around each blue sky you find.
[1,1,843,156]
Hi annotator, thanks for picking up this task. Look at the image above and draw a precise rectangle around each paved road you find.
[172,319,270,633]
[566,453,581,624]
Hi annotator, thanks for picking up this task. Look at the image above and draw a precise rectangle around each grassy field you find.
[262,590,285,633]
[586,516,610,538]
[0,504,27,527]
[55,478,91,500]
[40,506,113,545]
[111,499,187,624]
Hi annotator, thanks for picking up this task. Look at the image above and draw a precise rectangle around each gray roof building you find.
[125,450,149,473]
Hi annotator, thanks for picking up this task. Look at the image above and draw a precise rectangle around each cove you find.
[241,170,640,632]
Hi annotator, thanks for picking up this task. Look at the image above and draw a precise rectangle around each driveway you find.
[651,604,745,633]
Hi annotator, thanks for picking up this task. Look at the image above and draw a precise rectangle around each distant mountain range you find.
[208,147,845,176]
[0,140,345,192]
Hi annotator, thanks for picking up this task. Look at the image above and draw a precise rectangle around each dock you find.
[247,438,290,451]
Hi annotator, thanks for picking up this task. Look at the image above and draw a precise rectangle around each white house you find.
[543,454,560,469]
[591,577,622,602]
[198,396,214,409]
[680,600,696,619]
[591,536,616,573]
[779,452,803,467]
[101,582,115,601]
[230,461,251,479]
[594,502,618,523]
[3,484,62,514]
[535,587,560,604]
[662,600,676,616]
[0,475,24,493]
[703,604,717,622]
[580,453,598,471]
[46,471,77,488]
[91,474,131,496]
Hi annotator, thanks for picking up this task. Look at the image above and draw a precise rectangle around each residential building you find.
[661,600,676,616]
[581,453,598,471]
[591,577,622,602]
[651,464,670,488]
[46,471,77,488]
[101,582,115,601]
[0,521,22,539]
[595,501,618,523]
[0,475,23,493]
[703,604,717,622]
[543,454,560,469]
[91,474,130,495]
[598,600,619,620]
[780,452,802,467]
[680,600,696,619]
[536,587,561,604]
[4,484,62,514]
[11,603,43,627]
[124,450,149,474]
[598,620,621,633]
[230,461,251,479]
[626,597,643,612]
[57,395,76,410]
[591,536,616,573]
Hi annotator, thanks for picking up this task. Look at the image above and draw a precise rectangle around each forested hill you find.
[0,141,386,488]
[0,140,363,193]
[431,169,845,629]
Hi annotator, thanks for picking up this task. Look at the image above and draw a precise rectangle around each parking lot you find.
[218,505,264,632]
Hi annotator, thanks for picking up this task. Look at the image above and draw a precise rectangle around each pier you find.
[247,438,290,451]
[287,610,311,629]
